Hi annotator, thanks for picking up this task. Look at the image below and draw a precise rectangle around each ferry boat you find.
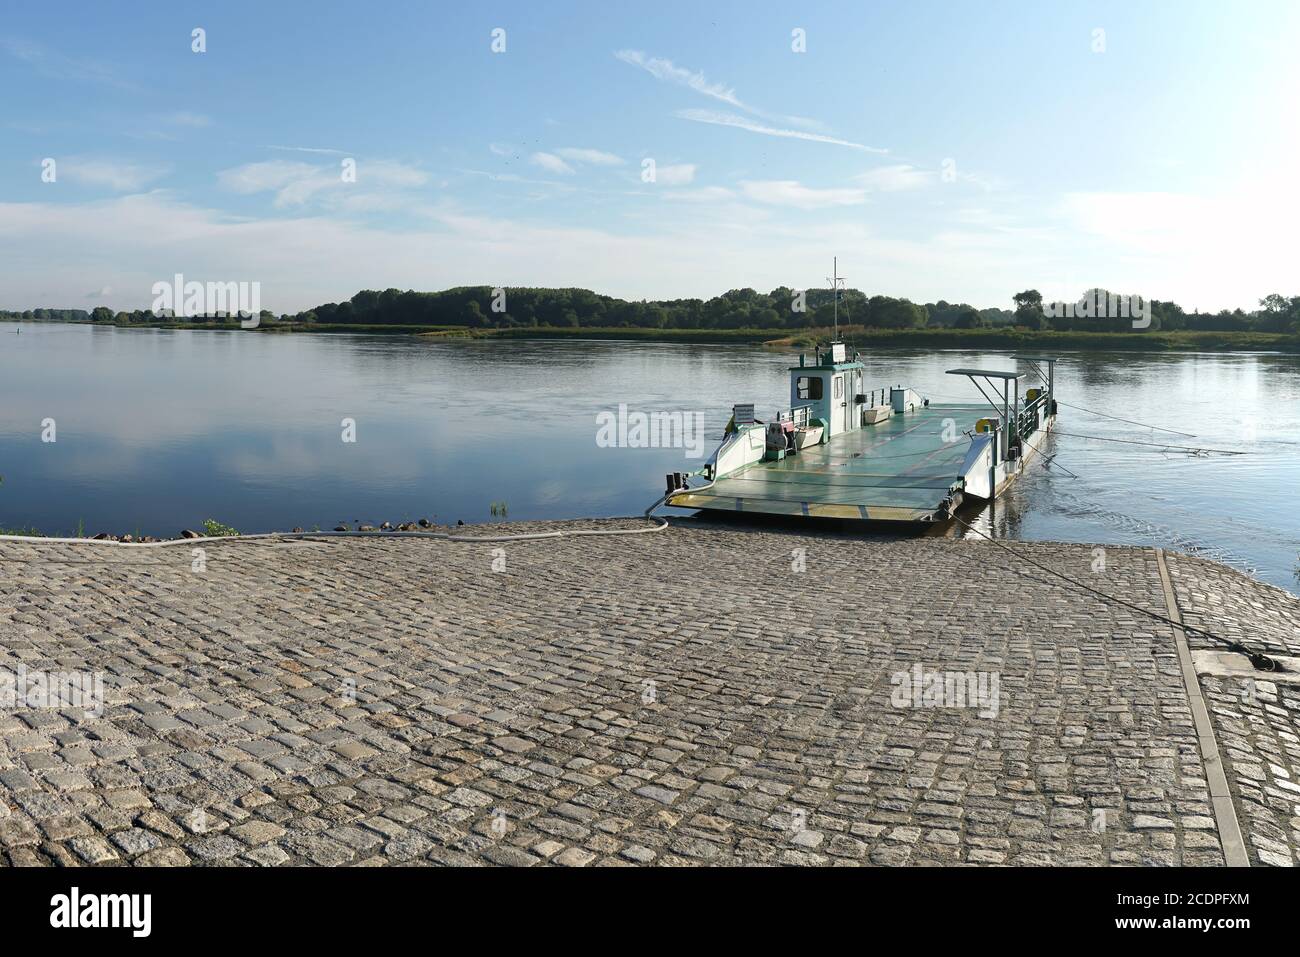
[664,345,1059,524]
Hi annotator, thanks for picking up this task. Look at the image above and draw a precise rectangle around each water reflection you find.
[1,321,1297,593]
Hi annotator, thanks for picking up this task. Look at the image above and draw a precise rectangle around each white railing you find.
[775,405,813,428]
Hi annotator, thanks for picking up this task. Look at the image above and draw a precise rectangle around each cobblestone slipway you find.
[0,520,1296,867]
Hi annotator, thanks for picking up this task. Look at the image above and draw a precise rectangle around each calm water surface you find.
[2,321,1298,593]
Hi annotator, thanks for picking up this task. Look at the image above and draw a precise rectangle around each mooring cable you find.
[1052,431,1246,456]
[0,502,671,555]
[1053,399,1197,438]
[1,479,1282,673]
[948,514,1283,672]
[1039,454,1078,478]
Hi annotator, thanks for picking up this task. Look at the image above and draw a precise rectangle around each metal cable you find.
[949,514,1282,672]
[1055,399,1197,438]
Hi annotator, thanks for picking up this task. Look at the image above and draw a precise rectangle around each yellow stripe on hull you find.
[667,491,938,523]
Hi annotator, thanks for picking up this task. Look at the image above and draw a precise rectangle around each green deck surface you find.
[670,403,988,521]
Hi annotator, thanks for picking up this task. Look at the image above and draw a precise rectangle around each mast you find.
[827,256,845,342]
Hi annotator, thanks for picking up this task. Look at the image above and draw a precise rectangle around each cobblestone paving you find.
[0,520,1289,867]
[1166,555,1300,867]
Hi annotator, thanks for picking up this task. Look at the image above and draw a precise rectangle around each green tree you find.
[1012,289,1043,312]
[952,306,986,329]
[1257,294,1299,332]
[461,300,486,327]
[1011,289,1047,329]
[866,296,926,329]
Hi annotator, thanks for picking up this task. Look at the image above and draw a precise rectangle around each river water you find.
[2,321,1297,592]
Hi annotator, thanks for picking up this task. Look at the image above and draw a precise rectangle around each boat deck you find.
[668,403,986,522]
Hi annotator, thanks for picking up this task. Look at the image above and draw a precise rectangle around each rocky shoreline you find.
[15,516,453,543]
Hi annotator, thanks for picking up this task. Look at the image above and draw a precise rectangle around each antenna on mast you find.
[827,256,845,341]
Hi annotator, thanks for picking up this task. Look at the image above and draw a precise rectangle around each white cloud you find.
[958,171,999,193]
[653,163,696,186]
[267,145,346,155]
[530,152,575,175]
[219,160,317,195]
[740,180,868,209]
[59,157,171,191]
[855,164,933,191]
[460,168,577,190]
[0,192,1044,313]
[1045,181,1299,308]
[554,148,624,166]
[614,49,820,129]
[662,186,737,202]
[1,36,132,89]
[676,109,885,153]
[1043,122,1300,309]
[12,179,1282,316]
[615,50,745,110]
[217,158,426,207]
[362,160,428,188]
[1059,192,1214,250]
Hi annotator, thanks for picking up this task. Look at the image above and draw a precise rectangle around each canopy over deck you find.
[945,368,1026,379]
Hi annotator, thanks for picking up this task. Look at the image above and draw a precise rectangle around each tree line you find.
[4,286,1298,334]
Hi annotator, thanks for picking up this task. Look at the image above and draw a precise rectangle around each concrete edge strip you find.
[1154,547,1250,867]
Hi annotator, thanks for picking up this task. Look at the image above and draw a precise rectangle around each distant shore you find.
[7,317,1300,352]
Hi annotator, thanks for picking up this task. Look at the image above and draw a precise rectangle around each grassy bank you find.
[761,326,1300,353]
[88,319,471,335]
[471,326,790,344]
[488,324,1300,352]
[13,317,1300,351]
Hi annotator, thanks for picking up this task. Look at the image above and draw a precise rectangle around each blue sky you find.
[2,0,1298,312]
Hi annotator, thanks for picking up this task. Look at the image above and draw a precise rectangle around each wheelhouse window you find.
[796,376,823,400]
